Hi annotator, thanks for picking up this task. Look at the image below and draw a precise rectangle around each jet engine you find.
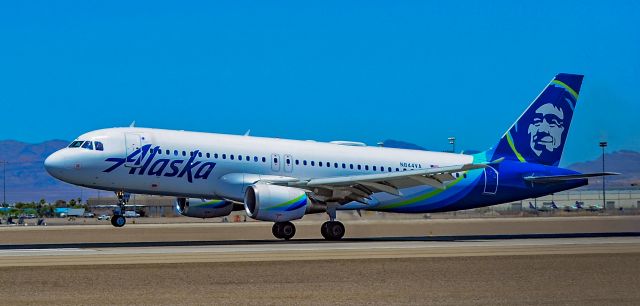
[175,197,233,218]
[244,184,312,222]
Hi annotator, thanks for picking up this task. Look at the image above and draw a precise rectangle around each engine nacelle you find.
[244,184,310,222]
[175,198,233,218]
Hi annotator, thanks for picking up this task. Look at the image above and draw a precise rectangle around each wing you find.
[524,172,619,183]
[286,160,499,204]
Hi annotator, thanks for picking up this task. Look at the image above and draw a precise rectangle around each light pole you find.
[1,161,6,221]
[599,142,607,210]
[448,137,456,153]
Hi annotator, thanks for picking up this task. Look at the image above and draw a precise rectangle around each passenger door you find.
[124,133,142,167]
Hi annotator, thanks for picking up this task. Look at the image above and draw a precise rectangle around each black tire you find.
[320,222,330,239]
[280,221,296,240]
[272,223,282,239]
[321,221,345,240]
[112,215,126,228]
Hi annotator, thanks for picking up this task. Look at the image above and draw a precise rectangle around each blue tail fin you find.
[490,73,584,166]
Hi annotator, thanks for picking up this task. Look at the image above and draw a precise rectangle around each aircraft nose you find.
[44,150,70,178]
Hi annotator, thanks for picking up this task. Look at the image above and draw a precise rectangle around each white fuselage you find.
[45,127,472,203]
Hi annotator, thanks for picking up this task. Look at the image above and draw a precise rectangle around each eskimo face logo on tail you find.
[103,144,216,183]
[528,103,565,156]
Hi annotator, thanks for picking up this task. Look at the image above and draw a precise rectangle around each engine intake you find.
[244,184,310,222]
[175,198,233,218]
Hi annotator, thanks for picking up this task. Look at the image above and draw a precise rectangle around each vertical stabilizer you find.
[490,73,584,166]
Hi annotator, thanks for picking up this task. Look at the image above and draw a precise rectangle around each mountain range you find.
[0,139,638,203]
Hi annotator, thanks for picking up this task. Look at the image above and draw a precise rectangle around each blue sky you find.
[1,1,638,165]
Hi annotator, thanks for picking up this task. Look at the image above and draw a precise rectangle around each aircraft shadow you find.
[1,232,639,250]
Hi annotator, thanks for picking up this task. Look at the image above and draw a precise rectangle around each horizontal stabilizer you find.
[524,172,620,183]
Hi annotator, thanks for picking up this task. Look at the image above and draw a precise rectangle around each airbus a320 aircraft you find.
[45,73,616,240]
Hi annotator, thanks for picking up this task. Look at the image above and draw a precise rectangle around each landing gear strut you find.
[272,221,296,240]
[111,191,128,228]
[321,203,345,240]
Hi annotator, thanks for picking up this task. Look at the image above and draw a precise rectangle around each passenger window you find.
[231,155,235,160]
[166,150,170,155]
[262,157,266,162]
[396,168,400,172]
[198,152,203,157]
[286,159,291,165]
[334,163,338,168]
[182,151,186,156]
[311,161,315,166]
[295,160,299,165]
[222,154,227,159]
[254,156,258,162]
[365,165,369,171]
[326,162,330,168]
[342,163,346,169]
[174,150,178,156]
[373,166,377,171]
[81,141,93,150]
[349,164,354,169]
[273,157,278,163]
[303,160,307,166]
[319,161,323,167]
[246,156,250,161]
[388,167,392,172]
[206,153,210,158]
[94,141,104,151]
[357,165,361,170]
[238,155,242,160]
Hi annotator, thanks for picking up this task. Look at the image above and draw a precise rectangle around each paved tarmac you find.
[1,217,639,305]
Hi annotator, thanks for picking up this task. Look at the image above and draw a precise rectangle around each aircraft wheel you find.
[272,221,296,240]
[272,222,282,239]
[111,215,126,228]
[321,221,345,241]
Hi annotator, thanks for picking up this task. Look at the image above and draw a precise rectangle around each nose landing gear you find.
[111,214,126,227]
[110,191,128,228]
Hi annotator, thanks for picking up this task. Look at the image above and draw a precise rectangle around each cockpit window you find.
[68,141,84,148]
[95,141,104,151]
[81,141,94,150]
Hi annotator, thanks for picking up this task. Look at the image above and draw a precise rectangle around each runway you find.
[0,236,639,267]
[2,217,640,305]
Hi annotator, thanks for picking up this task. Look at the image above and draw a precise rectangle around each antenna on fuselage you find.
[129,121,136,128]
[244,129,251,136]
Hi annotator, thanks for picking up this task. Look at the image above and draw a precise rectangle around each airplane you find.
[576,202,604,212]
[528,202,556,212]
[556,201,581,212]
[44,73,619,240]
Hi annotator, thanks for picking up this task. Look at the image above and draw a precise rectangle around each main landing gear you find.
[110,191,128,228]
[320,204,344,240]
[320,221,345,241]
[272,221,296,240]
[271,204,346,241]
